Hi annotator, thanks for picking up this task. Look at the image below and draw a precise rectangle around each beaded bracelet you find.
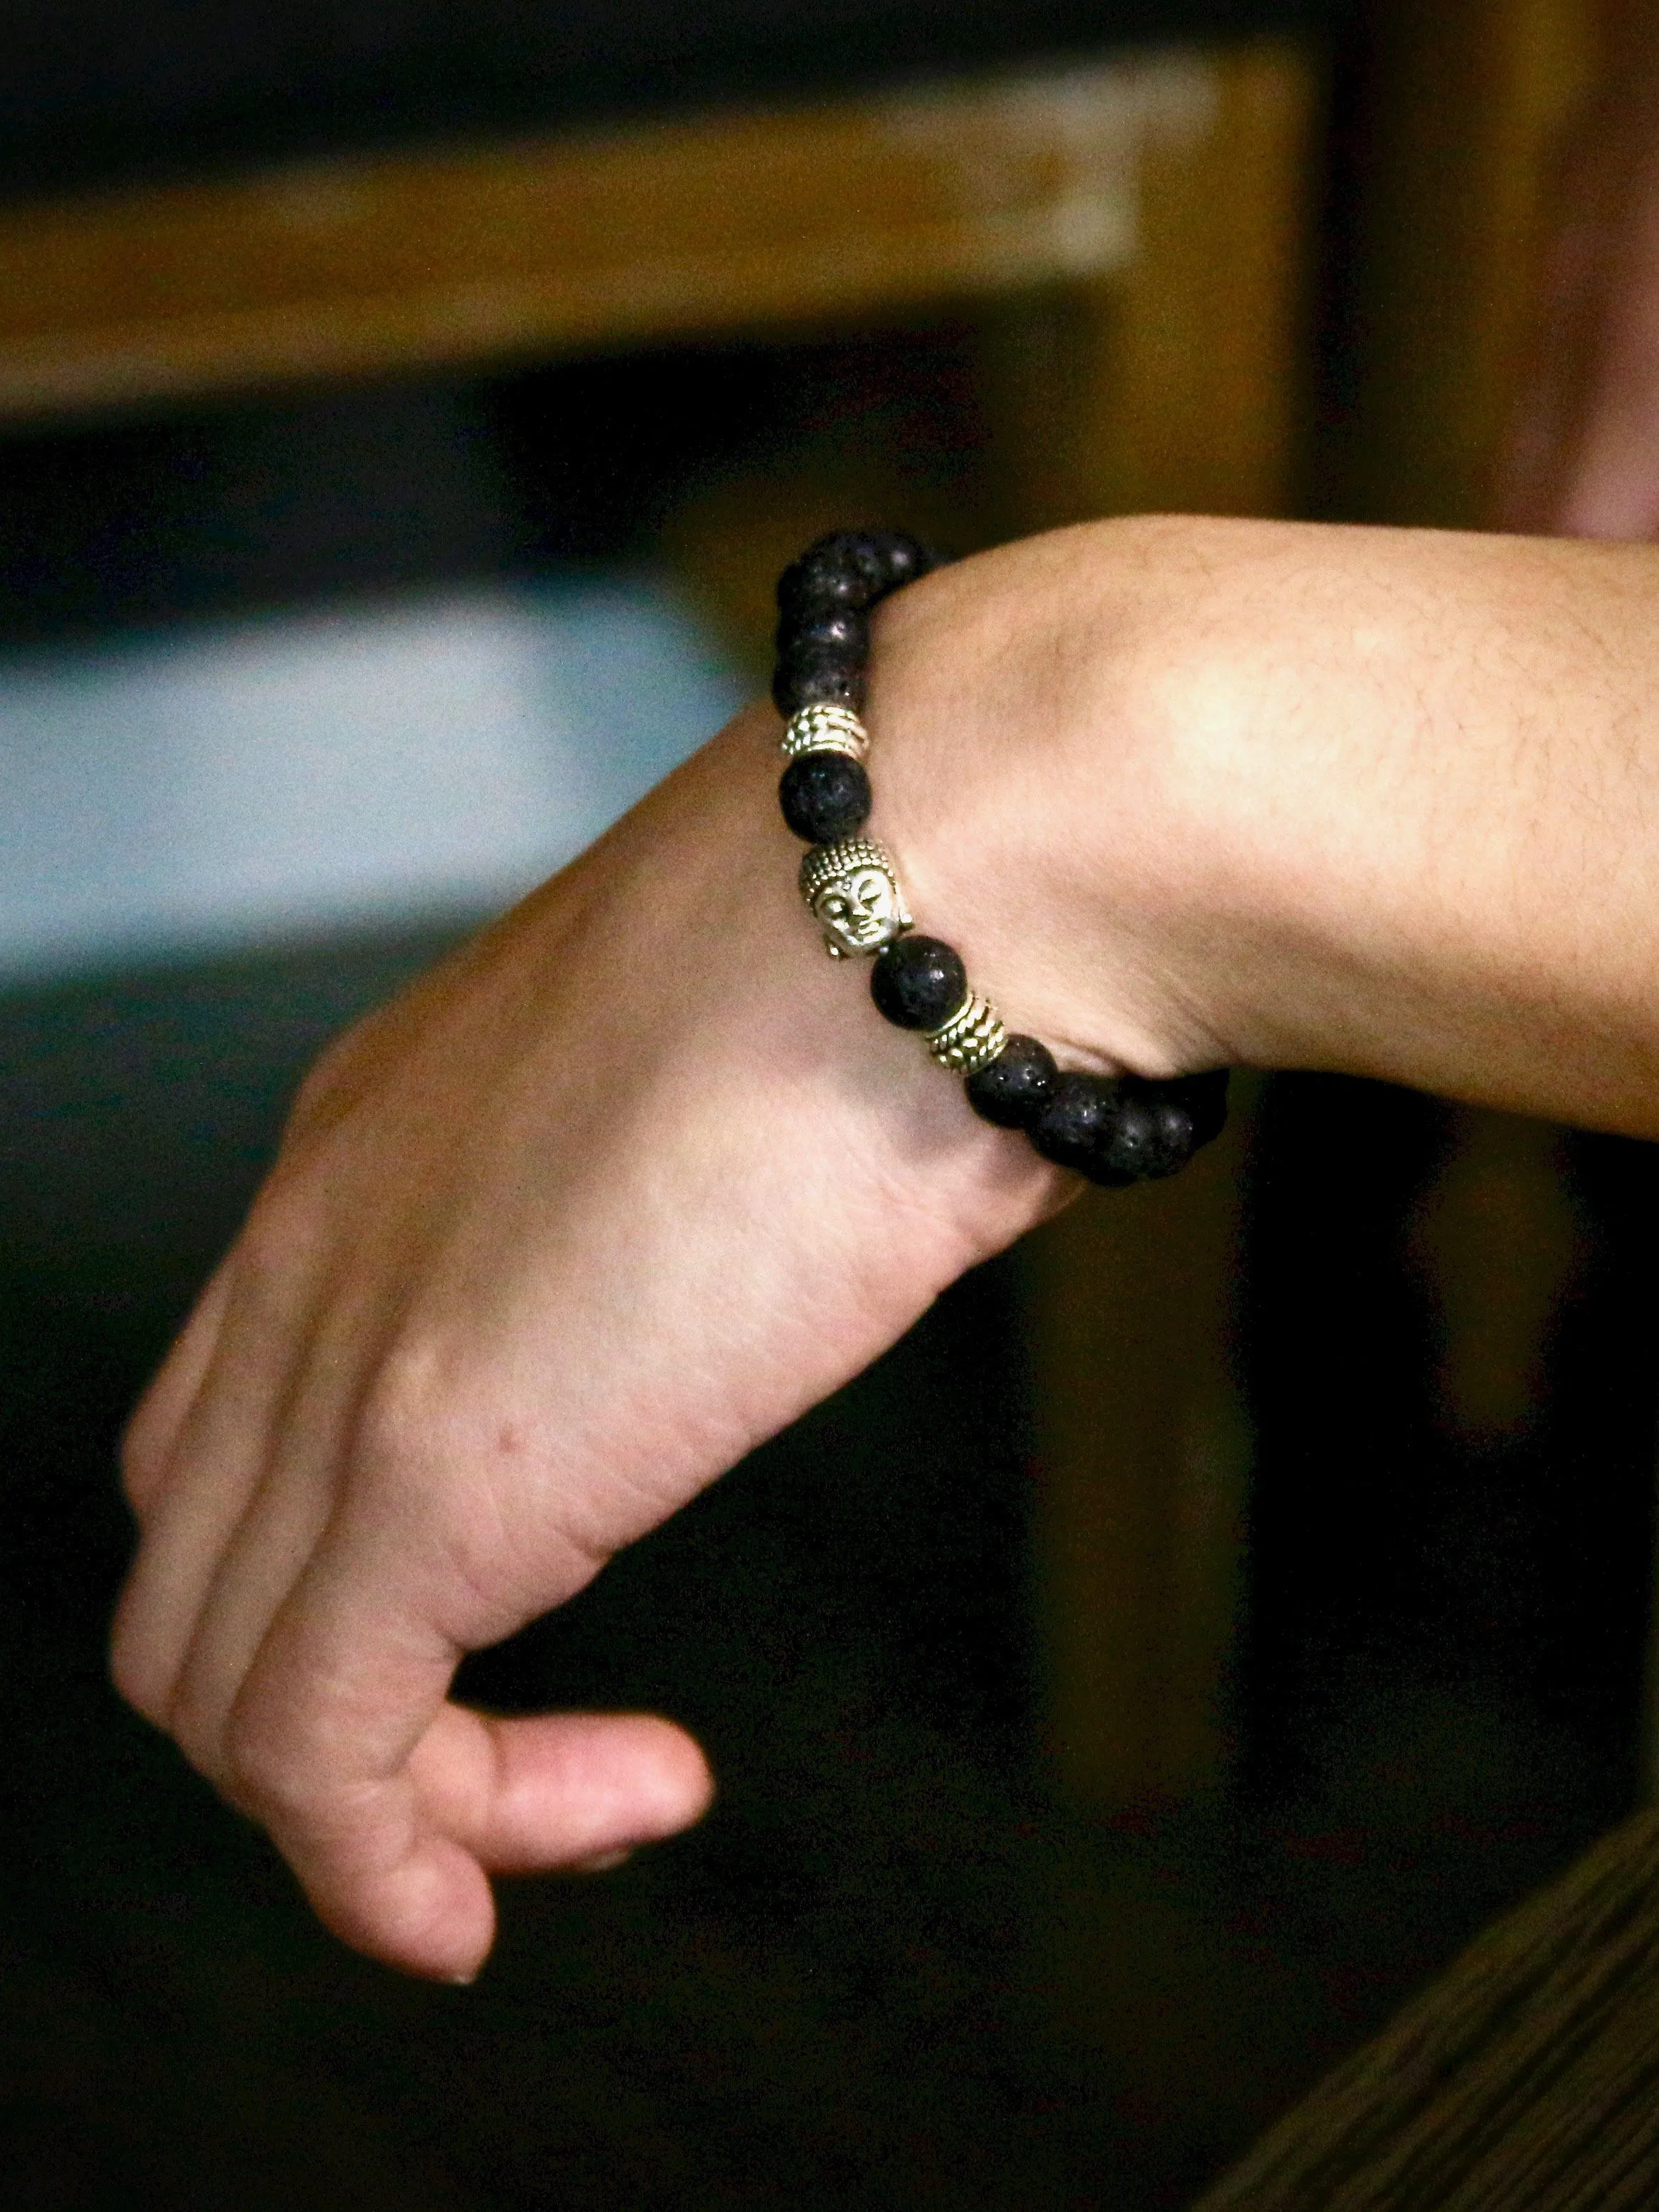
[773,530,1230,1189]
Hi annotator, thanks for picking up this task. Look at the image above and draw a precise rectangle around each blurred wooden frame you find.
[0,42,1309,511]
[0,39,1319,1813]
[1326,0,1600,532]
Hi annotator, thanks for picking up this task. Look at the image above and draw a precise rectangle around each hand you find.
[1501,5,1659,537]
[112,516,1659,1980]
[109,570,1093,1979]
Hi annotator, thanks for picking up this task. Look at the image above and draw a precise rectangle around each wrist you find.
[867,518,1235,1085]
[865,514,1659,1136]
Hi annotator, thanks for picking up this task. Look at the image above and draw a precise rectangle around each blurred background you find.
[3,2,1657,2206]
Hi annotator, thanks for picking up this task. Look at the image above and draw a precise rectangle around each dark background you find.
[1,4,1655,2208]
[4,1,1343,198]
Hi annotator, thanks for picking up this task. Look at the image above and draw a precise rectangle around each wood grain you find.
[1197,1807,1659,2211]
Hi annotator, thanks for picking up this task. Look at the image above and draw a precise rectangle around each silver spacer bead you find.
[780,704,869,763]
[924,994,1007,1076]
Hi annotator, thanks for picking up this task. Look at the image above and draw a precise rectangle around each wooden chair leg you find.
[1023,1096,1257,1810]
[1321,0,1597,533]
[979,40,1314,537]
[980,41,1316,1814]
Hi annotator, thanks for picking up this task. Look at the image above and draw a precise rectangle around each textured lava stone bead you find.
[777,540,872,621]
[778,751,872,843]
[776,530,937,621]
[867,531,934,593]
[1160,1069,1230,1149]
[1093,1094,1165,1179]
[1138,1096,1199,1179]
[965,1035,1058,1129]
[1028,1072,1136,1185]
[775,607,868,662]
[771,646,867,718]
[871,936,967,1030]
[1117,1074,1220,1177]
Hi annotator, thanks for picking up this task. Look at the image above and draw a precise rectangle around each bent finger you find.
[120,1257,235,1518]
[410,1706,714,1874]
[225,1545,493,1978]
[112,1358,291,1726]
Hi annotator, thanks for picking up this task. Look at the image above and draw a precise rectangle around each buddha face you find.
[812,861,909,958]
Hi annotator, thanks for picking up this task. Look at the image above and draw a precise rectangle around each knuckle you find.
[108,1620,170,1730]
[162,1668,222,1776]
[352,1356,435,1478]
[352,1357,570,1633]
[222,1704,306,1821]
[117,1414,165,1516]
[107,1628,167,1725]
[237,1175,323,1286]
[348,1364,465,1535]
[284,1011,388,1145]
[351,1338,507,1509]
[285,1037,354,1138]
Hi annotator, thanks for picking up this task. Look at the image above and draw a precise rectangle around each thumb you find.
[410,1705,715,1877]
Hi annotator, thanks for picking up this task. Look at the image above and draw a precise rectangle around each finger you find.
[110,1276,323,1725]
[159,1296,400,1790]
[119,1256,235,1518]
[409,1706,714,1874]
[112,1379,286,1726]
[163,1440,343,1799]
[223,1540,495,1979]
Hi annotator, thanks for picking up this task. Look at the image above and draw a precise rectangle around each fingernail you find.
[571,1847,634,1875]
[446,1972,477,1987]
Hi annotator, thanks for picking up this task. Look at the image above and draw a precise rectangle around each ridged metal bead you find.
[780,705,869,762]
[924,994,1007,1076]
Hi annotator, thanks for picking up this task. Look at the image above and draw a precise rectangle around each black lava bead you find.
[965,1035,1057,1129]
[1094,1094,1165,1179]
[867,531,934,593]
[776,530,938,621]
[778,752,872,843]
[777,539,872,621]
[1028,1072,1136,1185]
[772,646,867,718]
[775,607,868,662]
[1159,1069,1230,1150]
[1140,1097,1200,1178]
[871,936,967,1030]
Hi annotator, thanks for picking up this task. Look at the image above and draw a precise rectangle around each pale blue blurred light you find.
[0,576,745,983]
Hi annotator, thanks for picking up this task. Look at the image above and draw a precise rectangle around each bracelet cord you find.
[773,529,1229,1189]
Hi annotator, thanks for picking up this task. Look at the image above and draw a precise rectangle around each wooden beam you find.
[0,52,1225,424]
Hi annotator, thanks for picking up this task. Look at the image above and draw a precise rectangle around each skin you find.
[112,515,1659,1980]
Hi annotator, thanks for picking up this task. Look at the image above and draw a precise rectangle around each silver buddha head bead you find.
[798,837,912,958]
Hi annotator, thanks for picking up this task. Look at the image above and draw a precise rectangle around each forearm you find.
[114,510,1659,1978]
[872,517,1659,1134]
